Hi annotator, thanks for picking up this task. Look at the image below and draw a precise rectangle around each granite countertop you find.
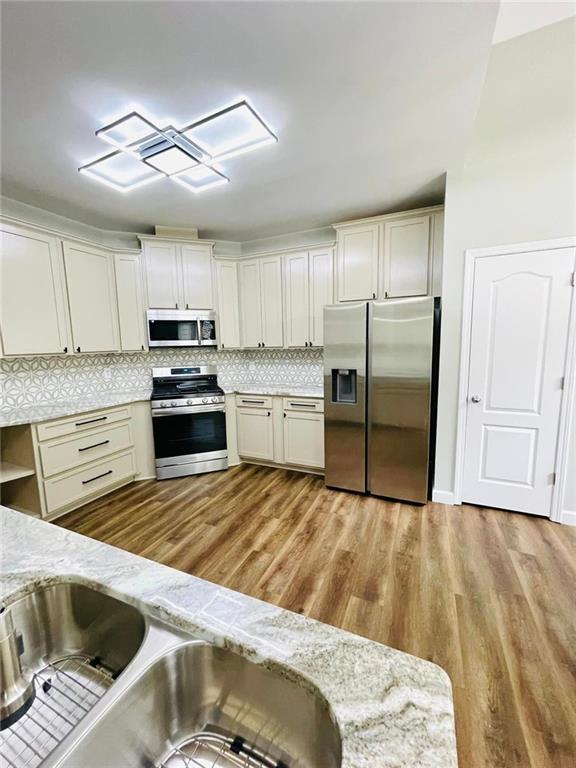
[0,506,457,767]
[0,385,324,427]
[0,390,153,428]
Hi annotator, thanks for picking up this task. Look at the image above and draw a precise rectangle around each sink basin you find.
[64,641,342,768]
[0,582,146,766]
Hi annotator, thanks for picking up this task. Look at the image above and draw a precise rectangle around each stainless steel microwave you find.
[147,309,218,348]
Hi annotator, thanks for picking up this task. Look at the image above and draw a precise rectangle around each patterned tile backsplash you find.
[0,348,323,408]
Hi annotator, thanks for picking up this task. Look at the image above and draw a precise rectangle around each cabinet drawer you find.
[36,406,132,442]
[235,395,273,409]
[282,397,324,413]
[44,450,135,515]
[39,423,133,478]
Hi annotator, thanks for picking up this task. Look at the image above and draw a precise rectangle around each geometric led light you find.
[172,164,229,193]
[78,151,163,192]
[79,100,275,193]
[183,101,277,162]
[143,146,200,175]
[95,112,160,151]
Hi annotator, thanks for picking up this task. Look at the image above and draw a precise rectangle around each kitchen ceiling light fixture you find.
[79,100,277,193]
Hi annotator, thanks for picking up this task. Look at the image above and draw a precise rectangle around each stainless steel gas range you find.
[150,366,227,480]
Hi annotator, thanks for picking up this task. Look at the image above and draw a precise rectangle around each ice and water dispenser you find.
[331,369,357,404]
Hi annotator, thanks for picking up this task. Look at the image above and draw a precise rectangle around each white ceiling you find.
[493,1,576,44]
[1,1,498,240]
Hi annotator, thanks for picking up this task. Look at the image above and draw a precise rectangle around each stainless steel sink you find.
[0,582,147,766]
[62,641,342,768]
[1,581,342,768]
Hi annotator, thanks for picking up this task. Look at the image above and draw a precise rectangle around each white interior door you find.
[462,247,576,516]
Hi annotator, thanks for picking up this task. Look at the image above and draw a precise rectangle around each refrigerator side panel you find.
[368,297,434,503]
[324,302,367,492]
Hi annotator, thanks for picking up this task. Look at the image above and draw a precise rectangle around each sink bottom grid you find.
[159,730,289,768]
[0,654,113,768]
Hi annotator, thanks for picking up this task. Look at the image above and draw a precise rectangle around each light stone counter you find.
[0,506,457,768]
[229,385,324,398]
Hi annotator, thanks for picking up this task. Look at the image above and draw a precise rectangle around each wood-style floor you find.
[57,464,576,768]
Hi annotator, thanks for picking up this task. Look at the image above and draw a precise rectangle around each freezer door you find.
[368,297,434,503]
[324,302,367,492]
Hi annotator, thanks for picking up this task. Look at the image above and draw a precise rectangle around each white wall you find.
[435,18,576,519]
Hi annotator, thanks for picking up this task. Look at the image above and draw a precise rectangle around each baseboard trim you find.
[560,510,576,527]
[432,489,458,505]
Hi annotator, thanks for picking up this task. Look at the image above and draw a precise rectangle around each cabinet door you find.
[0,225,70,355]
[181,243,214,309]
[383,216,430,297]
[115,253,146,351]
[216,260,241,349]
[260,255,283,347]
[236,408,274,460]
[284,251,309,348]
[283,411,324,468]
[63,243,120,353]
[144,241,180,308]
[309,247,334,347]
[239,259,262,348]
[336,224,379,301]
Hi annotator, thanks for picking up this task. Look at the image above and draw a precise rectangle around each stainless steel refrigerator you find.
[324,296,440,504]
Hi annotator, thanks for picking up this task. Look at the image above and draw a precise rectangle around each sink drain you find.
[159,730,289,768]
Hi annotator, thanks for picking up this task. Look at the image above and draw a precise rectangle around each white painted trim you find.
[454,237,576,523]
[333,204,444,230]
[432,489,457,505]
[560,510,576,527]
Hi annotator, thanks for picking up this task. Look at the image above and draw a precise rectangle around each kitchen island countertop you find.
[0,506,457,768]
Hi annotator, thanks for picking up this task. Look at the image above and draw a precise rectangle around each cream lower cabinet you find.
[0,222,71,356]
[235,395,324,470]
[63,242,120,353]
[236,405,275,461]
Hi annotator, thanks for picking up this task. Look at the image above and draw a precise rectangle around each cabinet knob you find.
[470,395,482,403]
[63,346,68,353]
[76,346,81,353]
[262,342,265,348]
[141,345,144,351]
[267,411,271,416]
[372,292,376,299]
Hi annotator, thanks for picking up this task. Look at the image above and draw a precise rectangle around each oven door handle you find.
[152,405,226,417]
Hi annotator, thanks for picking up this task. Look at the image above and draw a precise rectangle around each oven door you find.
[152,406,227,467]
[147,316,200,347]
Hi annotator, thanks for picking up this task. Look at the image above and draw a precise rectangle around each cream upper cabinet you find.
[383,216,430,298]
[284,247,334,347]
[63,242,120,353]
[260,256,283,347]
[181,243,214,309]
[239,255,283,348]
[143,241,180,308]
[0,223,70,356]
[239,259,262,348]
[284,251,309,347]
[236,407,275,460]
[215,260,241,349]
[309,247,334,346]
[336,224,379,301]
[115,253,146,351]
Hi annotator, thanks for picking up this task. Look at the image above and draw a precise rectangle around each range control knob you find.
[187,399,194,405]
[160,402,168,408]
[170,401,177,407]
[202,398,209,404]
[212,397,219,403]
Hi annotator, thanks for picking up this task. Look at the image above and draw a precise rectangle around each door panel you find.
[260,256,283,347]
[236,408,274,460]
[337,225,378,301]
[384,216,430,298]
[284,252,309,347]
[115,253,146,351]
[0,225,70,355]
[309,248,334,347]
[144,242,180,308]
[284,411,324,468]
[181,244,214,309]
[463,248,575,516]
[216,260,241,349]
[63,243,120,353]
[239,260,262,348]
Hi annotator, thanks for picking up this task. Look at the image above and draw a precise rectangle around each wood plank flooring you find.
[57,464,576,768]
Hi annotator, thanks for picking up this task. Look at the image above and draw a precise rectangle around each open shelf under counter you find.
[0,460,36,484]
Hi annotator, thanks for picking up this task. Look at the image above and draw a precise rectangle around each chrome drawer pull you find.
[289,402,316,408]
[82,469,113,485]
[75,416,107,427]
[78,439,110,453]
[241,399,265,404]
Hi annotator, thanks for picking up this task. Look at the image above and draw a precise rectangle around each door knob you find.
[470,395,482,403]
